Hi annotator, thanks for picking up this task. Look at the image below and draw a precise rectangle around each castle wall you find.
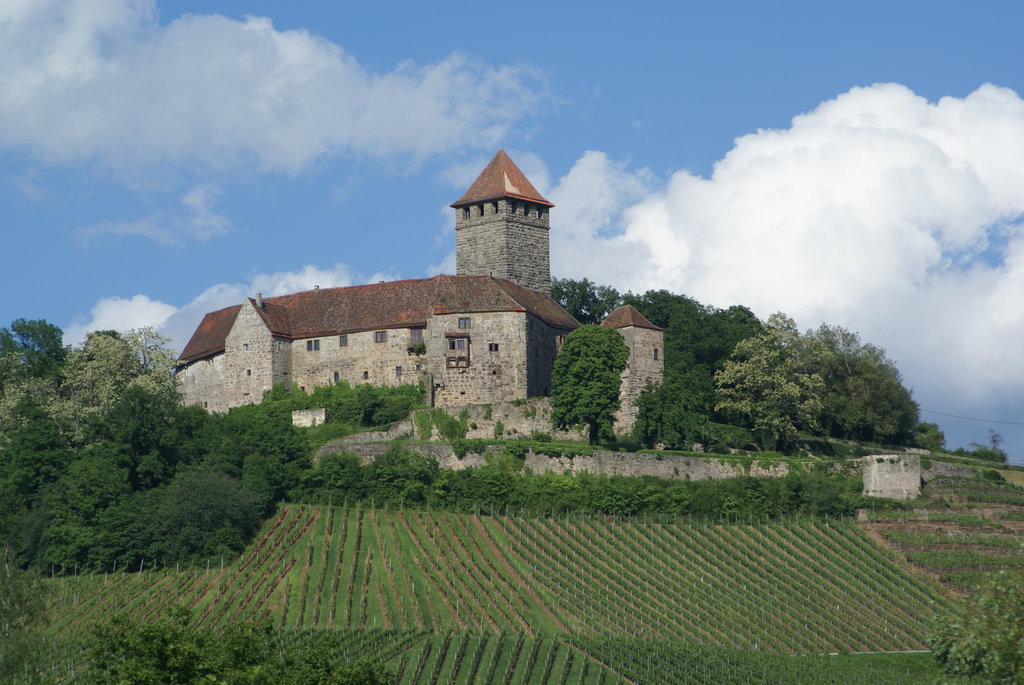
[611,326,664,434]
[289,326,425,393]
[176,354,227,412]
[432,311,530,406]
[221,302,277,408]
[525,315,564,398]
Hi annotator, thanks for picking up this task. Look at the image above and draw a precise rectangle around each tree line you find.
[552,277,955,454]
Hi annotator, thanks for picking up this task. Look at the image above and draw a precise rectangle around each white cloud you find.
[548,83,1024,453]
[0,0,541,173]
[65,293,177,345]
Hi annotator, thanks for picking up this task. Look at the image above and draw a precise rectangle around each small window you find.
[409,327,424,344]
[306,339,320,351]
[488,343,499,352]
[339,335,348,347]
[395,366,403,377]
[243,343,249,352]
[362,371,369,380]
[333,371,340,382]
[448,338,466,352]
[246,369,251,376]
[654,348,659,361]
[458,317,471,329]
[203,401,208,409]
[374,331,387,343]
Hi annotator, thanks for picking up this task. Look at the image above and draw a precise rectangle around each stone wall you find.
[317,441,794,481]
[292,408,326,427]
[290,326,425,394]
[861,455,921,500]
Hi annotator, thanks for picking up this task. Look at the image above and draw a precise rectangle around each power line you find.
[922,409,1024,426]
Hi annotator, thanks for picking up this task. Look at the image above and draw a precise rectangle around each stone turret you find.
[601,304,664,432]
[451,150,554,293]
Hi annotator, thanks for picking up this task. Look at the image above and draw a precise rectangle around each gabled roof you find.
[450,149,553,208]
[177,304,241,363]
[600,304,662,331]
[177,275,580,363]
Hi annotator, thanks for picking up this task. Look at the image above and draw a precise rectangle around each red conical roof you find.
[600,304,662,331]
[451,150,553,208]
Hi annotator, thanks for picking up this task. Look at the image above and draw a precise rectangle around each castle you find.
[176,151,663,430]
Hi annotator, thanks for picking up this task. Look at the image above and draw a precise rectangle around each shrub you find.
[494,421,504,438]
[530,431,552,442]
[431,409,467,441]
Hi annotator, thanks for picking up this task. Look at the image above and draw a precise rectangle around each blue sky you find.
[3,0,1024,461]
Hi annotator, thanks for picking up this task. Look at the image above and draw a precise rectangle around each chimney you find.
[314,285,320,290]
[255,292,263,308]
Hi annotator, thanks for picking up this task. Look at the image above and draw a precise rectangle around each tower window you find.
[243,343,249,352]
[654,348,659,360]
[462,207,470,219]
[395,366,403,377]
[362,371,369,380]
[491,201,498,215]
[488,343,499,352]
[246,369,251,376]
[374,331,387,343]
[333,371,340,382]
[478,204,485,217]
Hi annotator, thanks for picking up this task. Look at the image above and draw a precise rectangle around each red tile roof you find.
[177,304,241,363]
[451,150,553,208]
[600,304,662,331]
[177,275,580,363]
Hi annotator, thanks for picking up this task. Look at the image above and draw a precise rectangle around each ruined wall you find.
[861,455,921,500]
[455,199,550,292]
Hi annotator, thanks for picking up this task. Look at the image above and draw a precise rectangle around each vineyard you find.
[46,506,945,659]
[865,476,1024,592]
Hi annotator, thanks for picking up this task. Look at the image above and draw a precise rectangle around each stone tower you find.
[451,150,554,293]
[601,304,664,433]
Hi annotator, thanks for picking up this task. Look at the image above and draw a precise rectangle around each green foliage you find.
[406,342,426,355]
[297,445,865,519]
[800,324,919,445]
[550,277,622,324]
[929,571,1024,682]
[715,314,824,450]
[430,409,467,441]
[85,606,392,684]
[482,404,492,420]
[493,420,504,438]
[914,422,946,451]
[414,411,433,440]
[551,325,629,443]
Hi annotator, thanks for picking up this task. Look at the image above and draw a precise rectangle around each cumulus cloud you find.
[0,0,541,172]
[65,293,177,345]
[548,83,1024,449]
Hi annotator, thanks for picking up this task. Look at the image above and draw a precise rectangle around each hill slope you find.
[49,506,944,655]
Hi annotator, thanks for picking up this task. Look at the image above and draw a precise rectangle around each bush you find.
[431,409,467,441]
[494,421,504,438]
[530,431,553,442]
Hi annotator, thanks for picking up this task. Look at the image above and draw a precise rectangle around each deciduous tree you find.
[551,324,629,444]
